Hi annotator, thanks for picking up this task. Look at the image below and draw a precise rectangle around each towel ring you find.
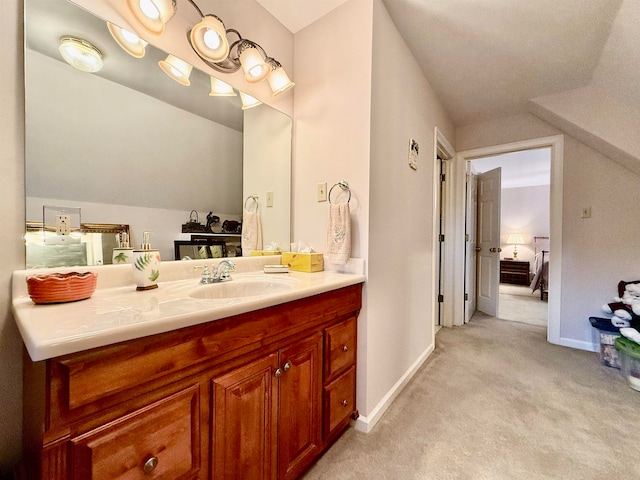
[328,181,351,204]
[244,195,259,210]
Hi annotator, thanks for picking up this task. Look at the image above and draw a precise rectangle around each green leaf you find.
[149,269,160,282]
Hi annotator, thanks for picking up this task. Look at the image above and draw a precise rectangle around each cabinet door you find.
[211,353,279,480]
[277,333,323,480]
[70,384,200,480]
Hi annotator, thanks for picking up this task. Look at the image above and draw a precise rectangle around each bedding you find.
[531,236,549,300]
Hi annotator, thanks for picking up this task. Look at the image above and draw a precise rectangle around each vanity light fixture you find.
[58,36,103,73]
[107,22,148,58]
[125,0,294,96]
[209,77,236,96]
[239,92,262,110]
[266,59,295,96]
[126,0,176,35]
[158,54,193,85]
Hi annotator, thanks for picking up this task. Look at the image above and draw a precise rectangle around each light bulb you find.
[139,0,160,19]
[203,29,221,49]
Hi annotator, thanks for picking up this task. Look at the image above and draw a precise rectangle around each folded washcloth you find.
[327,203,351,265]
[242,208,262,254]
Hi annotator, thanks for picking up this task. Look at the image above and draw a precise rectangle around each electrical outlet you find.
[317,182,327,202]
[266,191,274,207]
[581,206,592,218]
[56,215,71,235]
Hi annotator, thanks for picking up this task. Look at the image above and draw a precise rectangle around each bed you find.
[530,236,549,300]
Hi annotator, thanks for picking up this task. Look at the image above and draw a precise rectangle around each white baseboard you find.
[354,342,435,434]
[551,336,597,352]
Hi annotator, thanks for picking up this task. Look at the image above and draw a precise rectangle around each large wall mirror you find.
[24,0,292,268]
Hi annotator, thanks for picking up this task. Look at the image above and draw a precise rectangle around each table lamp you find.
[506,233,525,260]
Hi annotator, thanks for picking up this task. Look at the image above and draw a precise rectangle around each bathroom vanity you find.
[14,258,364,480]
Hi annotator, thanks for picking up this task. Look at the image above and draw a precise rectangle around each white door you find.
[464,170,478,323]
[476,167,501,316]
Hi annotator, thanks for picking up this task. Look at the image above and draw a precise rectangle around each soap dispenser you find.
[132,231,161,290]
[112,232,134,264]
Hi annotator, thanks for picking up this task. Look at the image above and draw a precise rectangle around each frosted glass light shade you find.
[107,22,148,58]
[267,64,295,96]
[158,54,193,86]
[190,15,230,63]
[209,77,236,96]
[240,92,262,110]
[127,0,176,35]
[238,41,269,83]
[58,36,103,73]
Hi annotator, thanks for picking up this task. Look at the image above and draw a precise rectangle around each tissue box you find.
[250,250,281,256]
[281,252,324,272]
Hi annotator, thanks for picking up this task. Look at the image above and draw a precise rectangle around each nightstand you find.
[500,260,530,286]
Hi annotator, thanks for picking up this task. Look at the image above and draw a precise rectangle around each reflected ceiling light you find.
[58,36,103,73]
[126,0,176,35]
[107,22,148,58]
[267,59,295,96]
[189,14,229,63]
[237,40,270,83]
[209,77,236,96]
[158,54,193,86]
[240,92,261,110]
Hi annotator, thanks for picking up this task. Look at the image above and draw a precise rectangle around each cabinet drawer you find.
[324,317,356,381]
[70,385,200,480]
[323,367,356,437]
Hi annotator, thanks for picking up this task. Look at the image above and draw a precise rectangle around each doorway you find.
[452,135,564,345]
[470,148,551,326]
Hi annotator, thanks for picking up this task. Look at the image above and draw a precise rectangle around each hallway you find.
[303,317,640,479]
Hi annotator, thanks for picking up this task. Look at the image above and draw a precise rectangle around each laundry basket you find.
[589,317,621,368]
[615,337,640,391]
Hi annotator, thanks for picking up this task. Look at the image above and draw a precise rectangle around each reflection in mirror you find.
[24,0,291,268]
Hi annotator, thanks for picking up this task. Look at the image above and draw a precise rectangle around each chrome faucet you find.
[196,260,235,284]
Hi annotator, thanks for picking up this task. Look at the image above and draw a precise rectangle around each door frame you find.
[452,135,564,345]
[433,128,455,328]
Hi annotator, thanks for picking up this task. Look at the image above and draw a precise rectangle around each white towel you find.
[327,203,351,264]
[241,208,262,254]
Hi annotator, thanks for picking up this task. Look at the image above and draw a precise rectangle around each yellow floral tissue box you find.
[281,252,324,272]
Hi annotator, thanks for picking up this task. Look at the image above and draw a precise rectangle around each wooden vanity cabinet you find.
[22,283,362,480]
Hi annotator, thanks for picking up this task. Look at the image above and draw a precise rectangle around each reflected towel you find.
[327,203,351,265]
[242,209,262,254]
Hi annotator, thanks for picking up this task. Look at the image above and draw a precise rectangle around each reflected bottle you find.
[132,232,161,290]
[112,232,134,265]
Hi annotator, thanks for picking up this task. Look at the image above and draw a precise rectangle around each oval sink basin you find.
[189,278,295,300]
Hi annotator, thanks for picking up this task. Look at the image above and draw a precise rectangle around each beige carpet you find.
[499,283,547,327]
[303,316,640,479]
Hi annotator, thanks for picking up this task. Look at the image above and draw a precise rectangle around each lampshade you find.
[209,77,236,96]
[58,36,103,73]
[127,0,176,35]
[107,22,148,58]
[238,41,270,83]
[189,15,230,63]
[267,61,295,96]
[506,233,525,245]
[158,54,192,86]
[239,92,262,110]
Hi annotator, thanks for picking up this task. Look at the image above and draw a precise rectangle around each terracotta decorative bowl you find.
[26,272,98,304]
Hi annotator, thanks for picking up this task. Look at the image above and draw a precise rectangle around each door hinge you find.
[438,294,444,303]
[464,293,469,301]
[465,234,469,242]
[440,173,446,182]
[439,234,445,242]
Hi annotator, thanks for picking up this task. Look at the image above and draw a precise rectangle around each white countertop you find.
[12,256,365,361]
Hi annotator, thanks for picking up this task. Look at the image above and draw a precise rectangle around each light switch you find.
[266,191,274,207]
[317,182,327,202]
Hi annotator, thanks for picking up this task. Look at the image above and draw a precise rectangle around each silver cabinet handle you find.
[274,368,282,378]
[283,361,291,372]
[341,345,348,352]
[143,456,158,474]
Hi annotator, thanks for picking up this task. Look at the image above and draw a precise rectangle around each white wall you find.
[457,113,640,348]
[0,0,25,475]
[500,185,550,265]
